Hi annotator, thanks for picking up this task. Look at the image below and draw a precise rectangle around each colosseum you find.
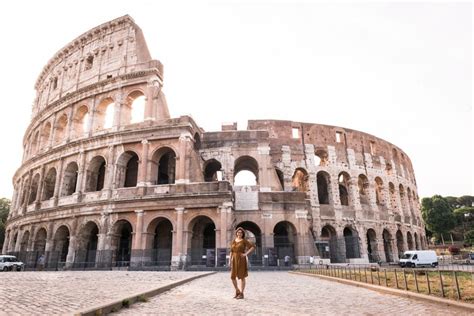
[3,15,427,270]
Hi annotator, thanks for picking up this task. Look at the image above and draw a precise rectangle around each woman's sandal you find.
[233,290,241,298]
[236,292,244,299]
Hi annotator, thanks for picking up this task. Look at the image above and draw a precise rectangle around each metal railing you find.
[299,264,474,302]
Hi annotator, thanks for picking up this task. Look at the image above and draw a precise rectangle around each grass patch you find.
[301,267,474,303]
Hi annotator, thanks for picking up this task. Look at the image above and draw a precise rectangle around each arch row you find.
[3,212,320,269]
[25,90,148,159]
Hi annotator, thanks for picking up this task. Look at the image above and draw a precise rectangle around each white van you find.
[399,250,438,268]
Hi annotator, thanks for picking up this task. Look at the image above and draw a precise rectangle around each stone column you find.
[35,165,46,210]
[172,207,184,268]
[133,210,145,250]
[137,140,150,186]
[65,236,77,269]
[145,79,159,122]
[112,92,123,131]
[2,232,9,254]
[53,159,64,206]
[104,145,115,197]
[49,113,57,148]
[65,106,74,142]
[77,150,86,193]
[175,133,191,184]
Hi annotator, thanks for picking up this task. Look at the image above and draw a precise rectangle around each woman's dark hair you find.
[235,227,246,238]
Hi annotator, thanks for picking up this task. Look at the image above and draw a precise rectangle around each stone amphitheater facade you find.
[3,16,426,269]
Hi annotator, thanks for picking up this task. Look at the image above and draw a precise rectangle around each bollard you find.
[439,270,445,298]
[370,268,374,284]
[384,269,388,287]
[364,267,368,283]
[359,266,362,282]
[426,271,431,295]
[377,270,381,286]
[453,271,461,300]
[413,270,419,293]
[394,268,399,289]
[403,269,408,290]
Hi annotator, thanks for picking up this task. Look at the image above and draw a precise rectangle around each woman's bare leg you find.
[240,278,246,294]
[231,278,239,292]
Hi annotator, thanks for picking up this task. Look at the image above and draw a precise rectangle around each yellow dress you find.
[230,239,254,280]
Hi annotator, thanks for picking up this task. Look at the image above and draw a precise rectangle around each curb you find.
[74,272,216,316]
[290,271,474,313]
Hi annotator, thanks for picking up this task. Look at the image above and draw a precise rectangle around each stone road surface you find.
[117,271,470,316]
[0,271,206,315]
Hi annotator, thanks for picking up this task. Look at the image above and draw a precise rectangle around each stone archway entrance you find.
[273,221,297,265]
[188,216,216,266]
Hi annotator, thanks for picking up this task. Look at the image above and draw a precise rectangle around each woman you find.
[230,227,255,299]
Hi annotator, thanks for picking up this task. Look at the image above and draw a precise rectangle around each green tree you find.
[421,195,456,240]
[457,195,474,207]
[465,230,474,245]
[0,198,11,250]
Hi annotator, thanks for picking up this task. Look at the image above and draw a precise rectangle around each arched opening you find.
[383,229,393,262]
[399,184,406,214]
[28,174,40,204]
[116,151,139,188]
[314,148,328,166]
[40,122,51,148]
[20,231,30,252]
[389,182,398,217]
[77,222,99,268]
[338,172,350,206]
[234,156,259,186]
[343,227,360,259]
[396,230,405,258]
[291,168,308,192]
[318,225,339,263]
[72,105,89,138]
[93,98,115,131]
[41,168,56,200]
[33,228,47,253]
[30,131,39,155]
[414,232,420,250]
[10,232,18,252]
[273,221,297,264]
[316,171,330,204]
[85,156,106,192]
[275,168,284,191]
[54,114,68,145]
[366,229,379,263]
[61,162,78,196]
[111,220,133,267]
[203,159,222,182]
[151,147,176,185]
[358,174,370,205]
[236,221,262,266]
[129,93,146,124]
[407,231,414,250]
[375,177,385,206]
[146,218,173,266]
[193,133,201,151]
[53,226,70,264]
[189,216,216,266]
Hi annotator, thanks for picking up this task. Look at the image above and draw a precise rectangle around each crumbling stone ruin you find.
[3,16,426,268]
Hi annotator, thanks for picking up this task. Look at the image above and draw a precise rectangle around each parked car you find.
[468,253,474,265]
[399,250,438,268]
[0,255,24,271]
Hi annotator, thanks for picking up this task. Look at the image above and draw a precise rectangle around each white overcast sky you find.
[0,0,471,199]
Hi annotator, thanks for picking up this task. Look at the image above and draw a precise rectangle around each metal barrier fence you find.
[299,265,474,302]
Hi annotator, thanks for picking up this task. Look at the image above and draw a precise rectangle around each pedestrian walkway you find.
[117,271,470,315]
[0,271,206,315]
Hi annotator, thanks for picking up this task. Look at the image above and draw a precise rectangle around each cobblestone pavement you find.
[0,271,207,315]
[117,271,470,316]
